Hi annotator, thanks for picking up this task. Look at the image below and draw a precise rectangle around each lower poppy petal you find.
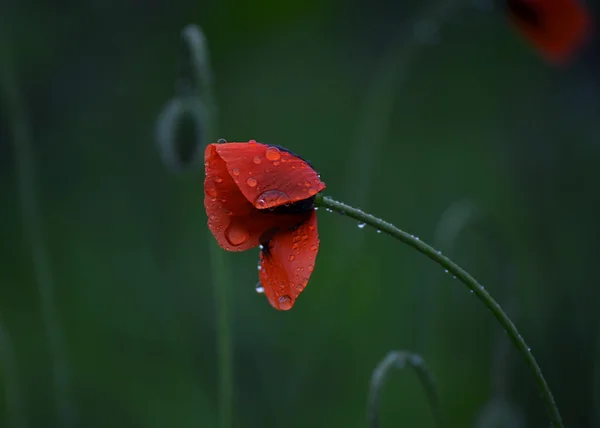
[212,210,310,252]
[259,210,319,310]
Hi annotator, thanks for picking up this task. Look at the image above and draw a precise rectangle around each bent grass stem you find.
[314,194,563,428]
[369,351,444,428]
[180,24,233,428]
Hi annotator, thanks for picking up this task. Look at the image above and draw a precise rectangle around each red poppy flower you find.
[506,0,591,64]
[204,140,326,311]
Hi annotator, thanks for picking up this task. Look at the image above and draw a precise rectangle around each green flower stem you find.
[314,194,563,428]
[369,351,443,428]
[180,24,233,428]
[210,243,233,428]
[1,42,75,427]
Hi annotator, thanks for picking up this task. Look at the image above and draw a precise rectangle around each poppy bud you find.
[155,95,207,172]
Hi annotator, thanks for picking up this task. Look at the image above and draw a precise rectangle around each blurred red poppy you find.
[204,140,326,310]
[507,0,591,64]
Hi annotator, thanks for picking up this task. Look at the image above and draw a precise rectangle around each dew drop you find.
[308,265,314,272]
[278,295,293,310]
[224,222,249,246]
[376,230,381,234]
[255,283,264,294]
[273,161,280,166]
[289,255,295,261]
[205,187,218,197]
[255,190,289,209]
[310,245,318,251]
[232,168,240,176]
[215,176,224,183]
[247,177,258,187]
[253,156,261,164]
[444,269,449,273]
[265,146,281,161]
[304,180,311,187]
[209,213,216,220]
[249,139,257,144]
[358,223,366,229]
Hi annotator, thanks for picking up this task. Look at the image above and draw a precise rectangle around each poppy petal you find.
[213,142,326,209]
[507,0,591,63]
[259,210,319,310]
[205,144,309,251]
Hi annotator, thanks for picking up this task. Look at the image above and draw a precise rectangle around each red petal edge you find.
[214,142,326,209]
[259,210,319,310]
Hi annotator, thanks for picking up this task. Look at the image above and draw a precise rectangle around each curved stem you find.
[315,194,563,428]
[368,351,444,428]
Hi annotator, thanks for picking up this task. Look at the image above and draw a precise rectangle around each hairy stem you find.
[181,24,233,428]
[315,194,563,428]
[368,351,443,428]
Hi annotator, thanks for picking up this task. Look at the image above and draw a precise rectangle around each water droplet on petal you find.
[253,156,261,164]
[215,176,224,183]
[224,223,249,246]
[247,177,258,187]
[232,168,240,176]
[358,223,366,229]
[310,245,318,251]
[304,180,311,187]
[265,146,281,161]
[289,255,295,261]
[255,190,289,209]
[249,139,257,145]
[273,161,280,166]
[205,186,218,197]
[278,295,293,310]
[255,283,264,293]
[376,229,381,234]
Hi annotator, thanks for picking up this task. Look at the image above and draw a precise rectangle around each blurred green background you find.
[2,0,600,426]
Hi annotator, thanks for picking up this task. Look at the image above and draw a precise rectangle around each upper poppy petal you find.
[259,210,319,310]
[213,142,326,209]
[205,144,309,251]
[507,0,591,63]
